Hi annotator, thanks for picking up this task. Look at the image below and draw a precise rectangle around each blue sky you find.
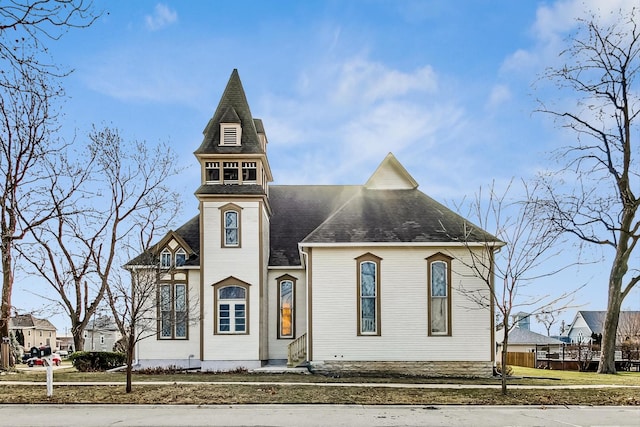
[13,0,640,335]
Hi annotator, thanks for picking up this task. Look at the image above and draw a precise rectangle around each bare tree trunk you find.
[126,336,134,393]
[501,319,509,395]
[598,281,623,374]
[0,240,13,339]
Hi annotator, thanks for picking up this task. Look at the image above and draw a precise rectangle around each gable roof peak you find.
[364,152,418,190]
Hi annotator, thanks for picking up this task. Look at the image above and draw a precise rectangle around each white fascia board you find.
[267,265,305,270]
[299,241,504,249]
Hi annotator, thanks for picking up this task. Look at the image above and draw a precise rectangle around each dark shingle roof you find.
[174,215,200,265]
[194,69,264,155]
[195,184,266,196]
[269,185,360,266]
[302,188,497,244]
[9,314,56,331]
[502,327,565,345]
[126,215,200,267]
[150,185,498,268]
[579,311,640,335]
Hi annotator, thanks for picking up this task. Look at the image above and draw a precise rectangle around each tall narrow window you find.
[216,285,248,334]
[159,284,172,338]
[159,283,188,339]
[277,275,297,339]
[205,162,220,182]
[220,204,242,248]
[225,211,239,246]
[160,250,171,268]
[427,253,452,336]
[356,253,382,336]
[175,284,187,338]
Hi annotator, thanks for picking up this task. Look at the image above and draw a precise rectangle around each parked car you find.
[26,353,61,367]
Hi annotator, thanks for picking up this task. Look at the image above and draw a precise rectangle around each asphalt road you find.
[2,404,639,427]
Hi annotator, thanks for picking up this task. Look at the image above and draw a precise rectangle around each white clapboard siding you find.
[266,270,307,360]
[310,247,492,362]
[200,200,262,361]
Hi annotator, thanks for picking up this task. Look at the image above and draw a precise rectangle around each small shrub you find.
[495,363,513,376]
[69,351,126,372]
[137,365,182,375]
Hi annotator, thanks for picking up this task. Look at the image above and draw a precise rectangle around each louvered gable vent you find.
[220,124,241,146]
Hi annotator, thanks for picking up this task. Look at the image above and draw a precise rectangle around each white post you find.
[45,357,53,397]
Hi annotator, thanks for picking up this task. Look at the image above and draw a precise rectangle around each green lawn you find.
[511,366,640,386]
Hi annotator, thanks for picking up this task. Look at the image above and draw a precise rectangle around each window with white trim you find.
[216,285,247,334]
[160,250,171,268]
[427,253,452,336]
[356,253,381,336]
[175,249,186,267]
[205,162,220,183]
[220,124,241,145]
[223,162,239,183]
[242,162,257,182]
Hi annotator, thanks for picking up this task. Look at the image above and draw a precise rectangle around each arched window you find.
[427,253,452,336]
[175,249,186,267]
[160,249,172,268]
[220,204,242,248]
[215,284,248,334]
[277,275,297,339]
[356,253,382,336]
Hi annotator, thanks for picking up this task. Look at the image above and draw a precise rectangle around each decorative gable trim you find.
[151,231,196,260]
[211,275,252,288]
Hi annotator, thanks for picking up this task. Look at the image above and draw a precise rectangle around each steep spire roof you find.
[195,69,264,155]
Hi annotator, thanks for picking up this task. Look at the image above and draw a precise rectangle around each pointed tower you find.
[195,70,273,369]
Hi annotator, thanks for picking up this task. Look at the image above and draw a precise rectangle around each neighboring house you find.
[129,69,501,377]
[565,311,640,344]
[83,316,122,352]
[9,314,57,350]
[496,327,564,356]
[56,335,75,353]
[511,312,531,331]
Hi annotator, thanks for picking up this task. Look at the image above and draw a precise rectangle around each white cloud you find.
[503,0,638,74]
[332,59,437,105]
[486,84,512,109]
[145,4,178,31]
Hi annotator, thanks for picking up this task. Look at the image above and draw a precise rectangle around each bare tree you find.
[19,126,181,353]
[0,0,96,368]
[535,310,562,337]
[536,8,640,374]
[0,64,64,367]
[454,180,580,395]
[0,0,97,87]
[107,250,199,393]
[618,311,640,343]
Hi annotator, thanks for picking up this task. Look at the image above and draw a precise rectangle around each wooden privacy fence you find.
[506,352,535,368]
